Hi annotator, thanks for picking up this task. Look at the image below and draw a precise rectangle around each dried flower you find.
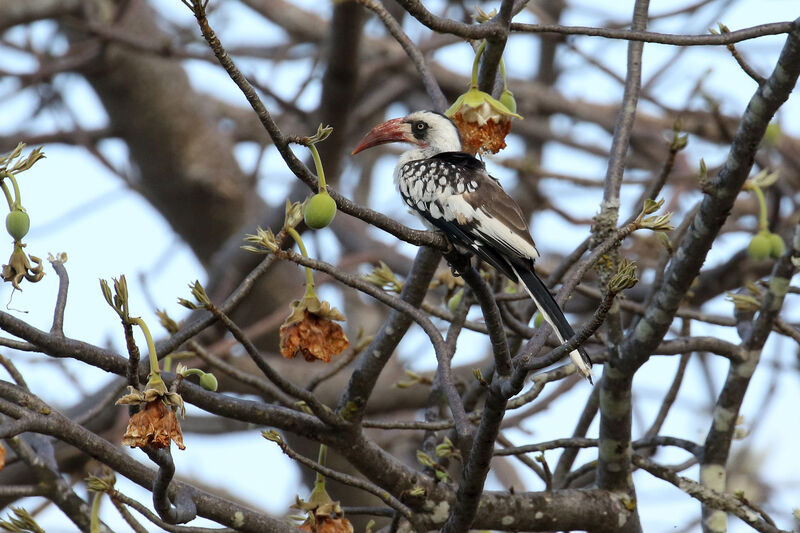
[293,465,353,533]
[2,242,43,290]
[299,507,354,533]
[444,40,521,154]
[116,385,186,450]
[0,443,5,471]
[446,87,521,155]
[279,293,349,362]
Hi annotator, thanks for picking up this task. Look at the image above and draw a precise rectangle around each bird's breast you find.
[396,160,479,200]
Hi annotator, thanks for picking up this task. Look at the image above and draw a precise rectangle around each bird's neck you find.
[394,146,436,187]
[397,145,439,168]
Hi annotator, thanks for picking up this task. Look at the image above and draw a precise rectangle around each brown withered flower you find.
[2,242,43,290]
[298,501,354,533]
[279,293,349,363]
[116,385,186,450]
[0,443,5,471]
[446,87,521,155]
[293,481,353,533]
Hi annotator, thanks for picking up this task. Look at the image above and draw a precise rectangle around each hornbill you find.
[352,110,592,382]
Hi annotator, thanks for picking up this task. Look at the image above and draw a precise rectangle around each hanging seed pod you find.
[768,232,786,258]
[747,231,771,260]
[304,193,337,229]
[5,208,30,241]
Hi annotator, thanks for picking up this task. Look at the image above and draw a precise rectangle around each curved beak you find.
[352,117,415,155]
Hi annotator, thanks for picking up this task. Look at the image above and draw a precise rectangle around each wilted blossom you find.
[445,87,521,155]
[2,242,43,290]
[298,502,354,533]
[294,488,353,533]
[116,385,186,450]
[279,293,349,363]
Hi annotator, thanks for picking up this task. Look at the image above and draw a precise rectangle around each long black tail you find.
[511,265,593,382]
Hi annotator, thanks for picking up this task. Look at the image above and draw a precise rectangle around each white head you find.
[352,110,462,160]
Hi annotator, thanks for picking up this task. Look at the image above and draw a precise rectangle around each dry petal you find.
[280,310,349,362]
[299,515,353,533]
[116,386,146,405]
[315,517,354,533]
[451,112,512,155]
[121,400,185,450]
[2,243,44,290]
[0,443,5,471]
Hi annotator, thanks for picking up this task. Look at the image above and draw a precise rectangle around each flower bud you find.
[304,193,337,229]
[499,88,517,114]
[199,372,218,391]
[5,209,30,241]
[447,289,464,314]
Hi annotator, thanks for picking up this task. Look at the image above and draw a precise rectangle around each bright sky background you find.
[0,1,799,531]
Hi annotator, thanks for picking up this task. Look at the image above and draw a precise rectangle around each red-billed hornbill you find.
[352,110,592,381]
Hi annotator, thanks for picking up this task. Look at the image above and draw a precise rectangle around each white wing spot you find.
[405,198,414,206]
[429,202,443,219]
[439,177,447,186]
[416,200,427,211]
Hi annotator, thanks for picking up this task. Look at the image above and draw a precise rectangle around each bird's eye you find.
[409,120,429,140]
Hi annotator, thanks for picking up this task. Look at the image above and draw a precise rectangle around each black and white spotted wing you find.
[396,151,593,380]
[396,151,540,277]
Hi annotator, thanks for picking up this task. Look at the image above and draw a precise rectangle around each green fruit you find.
[533,311,544,328]
[199,372,218,391]
[499,88,517,114]
[768,232,785,258]
[5,209,30,241]
[747,232,771,260]
[304,192,337,229]
[447,289,464,314]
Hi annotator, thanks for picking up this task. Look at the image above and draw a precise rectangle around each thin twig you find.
[633,455,784,533]
[207,304,342,427]
[49,257,69,336]
[354,0,447,111]
[269,435,420,528]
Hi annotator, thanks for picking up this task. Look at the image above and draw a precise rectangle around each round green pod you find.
[768,232,786,258]
[304,193,337,229]
[747,232,771,260]
[5,209,30,241]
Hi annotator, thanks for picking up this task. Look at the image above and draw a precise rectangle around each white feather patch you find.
[442,195,539,261]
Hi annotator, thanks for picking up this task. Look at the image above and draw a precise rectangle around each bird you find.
[352,110,592,382]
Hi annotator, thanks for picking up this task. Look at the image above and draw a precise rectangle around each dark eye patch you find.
[412,120,428,139]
